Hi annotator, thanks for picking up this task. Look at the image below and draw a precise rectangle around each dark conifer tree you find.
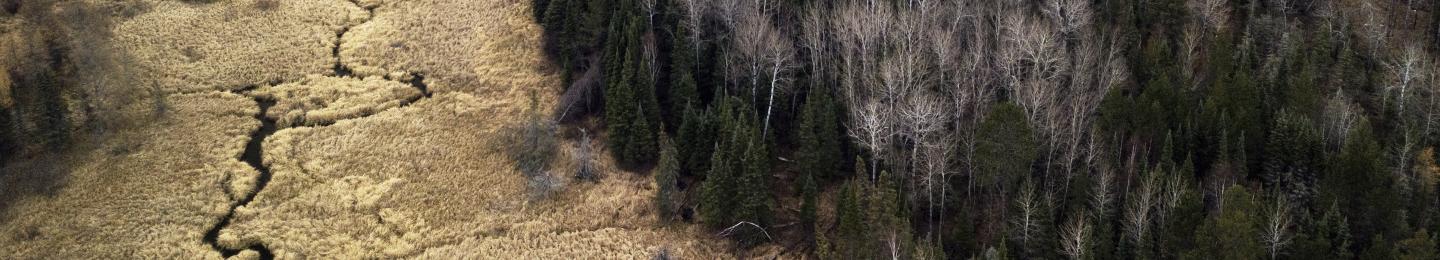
[676,106,713,176]
[797,84,843,180]
[974,102,1036,194]
[666,19,699,130]
[700,98,740,228]
[1321,121,1404,252]
[603,5,659,168]
[655,135,680,221]
[798,167,817,248]
[1263,110,1322,206]
[1293,201,1354,260]
[833,163,869,259]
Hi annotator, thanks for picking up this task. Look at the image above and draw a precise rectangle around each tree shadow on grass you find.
[0,152,75,229]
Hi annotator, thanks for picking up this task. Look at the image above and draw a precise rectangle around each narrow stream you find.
[203,98,276,259]
[198,2,426,257]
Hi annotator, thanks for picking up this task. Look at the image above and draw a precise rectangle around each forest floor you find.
[0,0,755,258]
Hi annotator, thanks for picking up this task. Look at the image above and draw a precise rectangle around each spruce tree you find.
[1262,110,1322,206]
[628,16,661,132]
[1186,185,1263,259]
[603,9,659,168]
[797,85,843,180]
[541,0,571,75]
[868,170,915,258]
[1293,201,1354,260]
[700,129,735,228]
[666,20,699,130]
[603,15,633,165]
[798,167,818,248]
[1321,121,1404,252]
[833,172,869,259]
[676,106,713,176]
[974,102,1037,194]
[733,121,772,245]
[655,135,680,222]
[700,98,740,229]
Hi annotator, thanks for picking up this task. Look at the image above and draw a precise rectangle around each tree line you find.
[536,0,1440,258]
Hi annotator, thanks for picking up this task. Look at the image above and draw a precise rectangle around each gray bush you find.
[504,92,560,200]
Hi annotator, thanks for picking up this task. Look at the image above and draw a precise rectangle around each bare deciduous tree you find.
[1012,181,1044,251]
[1123,172,1158,248]
[1321,89,1360,153]
[1090,166,1116,217]
[722,0,796,139]
[1387,44,1427,113]
[1386,43,1435,186]
[835,0,896,178]
[1059,212,1091,259]
[1187,0,1231,32]
[1042,0,1092,39]
[1261,195,1293,260]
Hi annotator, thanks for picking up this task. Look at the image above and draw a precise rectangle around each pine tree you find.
[974,102,1037,194]
[628,16,661,132]
[676,106,713,176]
[797,85,843,180]
[700,128,735,228]
[833,173,870,259]
[700,98,771,246]
[799,166,818,248]
[1158,176,1204,259]
[603,8,659,168]
[1262,110,1322,206]
[1186,185,1263,259]
[666,19,699,130]
[1321,121,1404,250]
[603,14,635,166]
[732,109,773,246]
[541,0,573,76]
[655,135,680,222]
[868,170,916,259]
[1294,201,1354,259]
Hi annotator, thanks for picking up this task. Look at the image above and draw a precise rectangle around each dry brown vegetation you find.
[0,92,257,258]
[339,0,553,95]
[105,0,363,93]
[251,75,421,127]
[219,92,724,258]
[0,0,733,258]
[213,0,727,258]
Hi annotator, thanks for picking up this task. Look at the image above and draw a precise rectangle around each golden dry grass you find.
[0,0,738,258]
[251,75,421,127]
[339,0,554,95]
[0,92,258,259]
[104,0,364,93]
[220,92,727,259]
